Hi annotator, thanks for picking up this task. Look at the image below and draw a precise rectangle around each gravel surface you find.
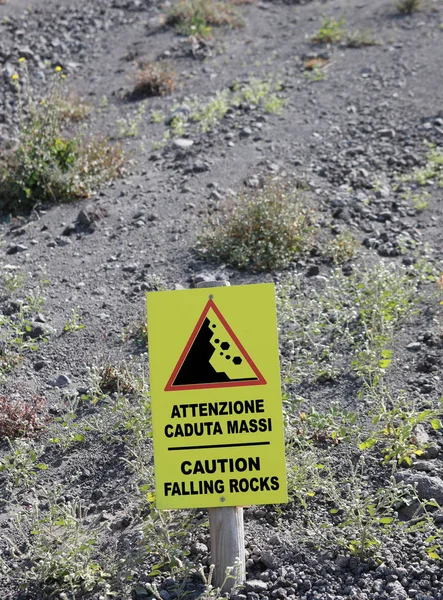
[1,0,443,598]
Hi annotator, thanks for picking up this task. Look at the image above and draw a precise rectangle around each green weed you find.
[116,101,147,138]
[278,263,428,389]
[0,62,124,213]
[198,179,315,271]
[151,110,166,123]
[63,307,85,333]
[360,394,443,466]
[10,498,112,596]
[396,0,422,14]
[157,76,286,144]
[312,17,346,44]
[346,29,379,48]
[324,231,357,264]
[0,439,47,492]
[401,144,443,187]
[165,0,243,36]
[324,460,413,559]
[286,400,360,446]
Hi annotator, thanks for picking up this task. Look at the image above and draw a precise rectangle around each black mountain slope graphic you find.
[173,317,258,386]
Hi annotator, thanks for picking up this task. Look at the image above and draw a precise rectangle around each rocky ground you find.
[1,0,443,598]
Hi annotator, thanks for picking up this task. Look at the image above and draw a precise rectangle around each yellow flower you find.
[11,74,19,81]
[55,66,62,72]
[40,99,46,105]
[19,57,26,63]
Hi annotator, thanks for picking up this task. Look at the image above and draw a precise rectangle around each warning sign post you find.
[147,282,287,508]
[147,282,287,590]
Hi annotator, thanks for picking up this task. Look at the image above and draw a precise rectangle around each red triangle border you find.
[164,299,266,391]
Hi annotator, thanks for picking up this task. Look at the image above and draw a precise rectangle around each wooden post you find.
[196,280,246,593]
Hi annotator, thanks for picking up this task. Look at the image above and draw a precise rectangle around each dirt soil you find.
[1,0,443,598]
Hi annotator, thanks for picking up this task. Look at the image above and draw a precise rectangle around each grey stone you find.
[191,541,208,554]
[423,444,439,459]
[6,244,28,254]
[261,550,279,569]
[24,323,56,339]
[406,342,421,352]
[34,360,48,371]
[173,138,194,149]
[335,555,350,569]
[77,204,108,227]
[413,460,434,472]
[396,472,443,504]
[385,580,407,600]
[244,579,268,593]
[239,127,252,138]
[49,374,72,388]
[414,424,430,447]
[122,263,138,273]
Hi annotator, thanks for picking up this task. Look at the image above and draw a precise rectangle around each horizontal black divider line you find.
[168,441,271,451]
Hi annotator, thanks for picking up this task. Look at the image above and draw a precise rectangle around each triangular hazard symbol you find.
[165,299,266,391]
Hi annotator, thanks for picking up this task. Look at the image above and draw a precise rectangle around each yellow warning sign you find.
[146,283,288,509]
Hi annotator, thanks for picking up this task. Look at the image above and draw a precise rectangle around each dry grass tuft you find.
[165,0,244,35]
[396,0,422,13]
[198,179,316,271]
[132,61,177,98]
[305,57,328,71]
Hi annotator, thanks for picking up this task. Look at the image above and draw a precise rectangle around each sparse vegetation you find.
[63,307,85,333]
[0,64,124,213]
[156,76,286,144]
[165,0,243,36]
[132,61,177,98]
[1,0,443,596]
[198,179,315,271]
[312,17,346,44]
[116,101,147,138]
[346,28,379,48]
[277,262,431,388]
[0,395,48,439]
[396,0,422,14]
[324,231,357,264]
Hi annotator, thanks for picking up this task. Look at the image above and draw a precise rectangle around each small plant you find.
[48,393,87,449]
[151,110,166,123]
[0,439,48,491]
[63,307,85,333]
[312,17,346,44]
[325,460,413,559]
[277,262,428,389]
[359,395,443,466]
[10,498,112,596]
[1,271,25,294]
[324,231,357,264]
[408,144,443,187]
[132,61,177,98]
[0,62,124,213]
[58,94,91,121]
[396,0,421,14]
[165,0,243,35]
[304,65,327,82]
[116,101,147,138]
[97,363,138,395]
[412,192,430,211]
[286,400,360,446]
[198,179,315,271]
[346,29,379,48]
[304,57,328,71]
[0,395,47,439]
